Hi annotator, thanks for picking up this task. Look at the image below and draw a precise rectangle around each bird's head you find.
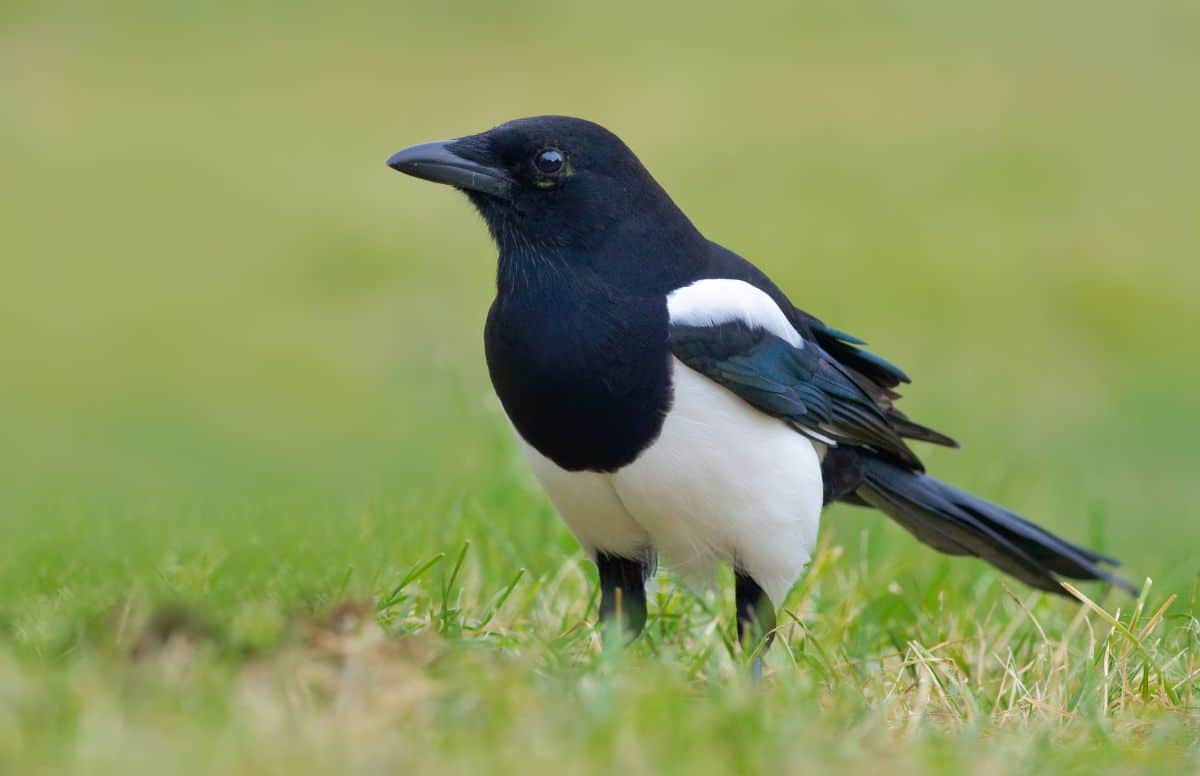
[388,116,698,266]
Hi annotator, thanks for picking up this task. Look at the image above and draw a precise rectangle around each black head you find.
[388,116,701,270]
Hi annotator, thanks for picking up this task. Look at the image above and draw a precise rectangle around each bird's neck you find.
[494,200,709,298]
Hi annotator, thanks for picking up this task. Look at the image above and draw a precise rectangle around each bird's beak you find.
[386,140,513,199]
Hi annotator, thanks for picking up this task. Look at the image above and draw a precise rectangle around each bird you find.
[386,115,1136,667]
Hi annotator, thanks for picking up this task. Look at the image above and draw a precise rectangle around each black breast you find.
[484,277,673,472]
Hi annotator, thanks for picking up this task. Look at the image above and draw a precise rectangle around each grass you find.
[2,0,1199,772]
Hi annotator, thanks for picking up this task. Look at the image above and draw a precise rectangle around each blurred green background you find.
[2,0,1198,653]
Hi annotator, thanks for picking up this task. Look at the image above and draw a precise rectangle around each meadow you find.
[2,1,1199,772]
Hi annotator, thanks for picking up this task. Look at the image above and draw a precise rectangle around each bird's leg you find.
[596,552,647,643]
[735,572,776,681]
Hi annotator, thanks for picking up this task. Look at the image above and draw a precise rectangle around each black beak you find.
[386,140,513,199]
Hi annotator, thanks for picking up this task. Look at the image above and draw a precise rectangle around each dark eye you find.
[534,148,565,174]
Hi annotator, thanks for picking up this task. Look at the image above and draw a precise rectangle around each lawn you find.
[2,1,1199,773]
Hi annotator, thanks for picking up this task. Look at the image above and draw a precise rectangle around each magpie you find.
[387,116,1136,660]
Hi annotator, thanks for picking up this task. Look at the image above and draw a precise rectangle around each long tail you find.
[848,453,1137,597]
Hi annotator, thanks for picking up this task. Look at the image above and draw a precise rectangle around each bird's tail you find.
[852,454,1137,597]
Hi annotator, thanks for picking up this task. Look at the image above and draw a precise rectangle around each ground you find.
[2,1,1199,773]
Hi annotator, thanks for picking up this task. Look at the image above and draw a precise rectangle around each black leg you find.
[596,552,648,641]
[735,572,775,679]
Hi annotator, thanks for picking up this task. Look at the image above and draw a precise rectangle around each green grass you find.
[2,1,1200,772]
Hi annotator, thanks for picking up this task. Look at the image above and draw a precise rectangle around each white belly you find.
[513,357,824,605]
[518,439,652,559]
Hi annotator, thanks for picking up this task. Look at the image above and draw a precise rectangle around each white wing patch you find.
[666,279,804,348]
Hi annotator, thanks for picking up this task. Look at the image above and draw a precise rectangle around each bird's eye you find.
[534,148,565,175]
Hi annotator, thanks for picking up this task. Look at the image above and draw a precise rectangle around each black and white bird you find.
[387,116,1135,659]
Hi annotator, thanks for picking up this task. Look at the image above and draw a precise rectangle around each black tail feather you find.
[853,455,1137,597]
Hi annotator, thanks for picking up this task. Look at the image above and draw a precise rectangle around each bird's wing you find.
[698,241,958,448]
[666,279,923,468]
[802,316,960,448]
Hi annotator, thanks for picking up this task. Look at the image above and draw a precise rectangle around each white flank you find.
[610,359,823,605]
[666,278,804,348]
[509,357,824,607]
